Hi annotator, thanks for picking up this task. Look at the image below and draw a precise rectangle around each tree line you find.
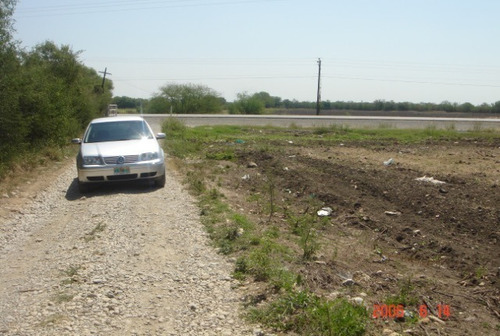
[0,0,111,175]
[114,87,500,115]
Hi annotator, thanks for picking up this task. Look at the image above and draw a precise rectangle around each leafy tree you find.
[18,41,109,146]
[458,102,474,113]
[0,0,16,45]
[476,103,491,113]
[252,91,282,108]
[146,95,171,114]
[492,101,500,114]
[0,0,25,164]
[157,83,222,114]
[112,96,145,110]
[231,92,265,114]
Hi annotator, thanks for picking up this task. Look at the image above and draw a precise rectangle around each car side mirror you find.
[156,133,166,139]
[71,138,82,144]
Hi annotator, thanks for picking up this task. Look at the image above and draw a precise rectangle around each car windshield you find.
[84,120,154,143]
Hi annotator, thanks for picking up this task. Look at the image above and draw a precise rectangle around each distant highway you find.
[141,114,500,133]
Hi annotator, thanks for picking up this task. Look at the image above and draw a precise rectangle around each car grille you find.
[103,155,139,165]
[107,174,138,181]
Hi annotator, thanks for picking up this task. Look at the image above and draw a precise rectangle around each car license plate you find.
[114,166,130,174]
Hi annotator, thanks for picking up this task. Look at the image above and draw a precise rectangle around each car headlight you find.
[140,152,159,161]
[83,156,102,165]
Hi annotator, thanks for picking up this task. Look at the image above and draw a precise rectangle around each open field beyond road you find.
[141,114,500,133]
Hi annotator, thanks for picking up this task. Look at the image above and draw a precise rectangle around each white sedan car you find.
[72,116,166,193]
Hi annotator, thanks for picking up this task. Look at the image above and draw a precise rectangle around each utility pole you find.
[99,67,112,89]
[316,58,321,115]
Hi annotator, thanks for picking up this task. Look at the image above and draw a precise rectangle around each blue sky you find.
[12,0,500,104]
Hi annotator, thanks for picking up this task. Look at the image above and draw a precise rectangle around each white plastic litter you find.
[383,158,394,166]
[317,207,333,216]
[384,211,402,216]
[415,176,446,185]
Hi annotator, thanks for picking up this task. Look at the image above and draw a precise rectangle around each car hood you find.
[81,139,161,157]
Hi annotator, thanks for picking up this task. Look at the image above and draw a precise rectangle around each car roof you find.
[90,116,145,124]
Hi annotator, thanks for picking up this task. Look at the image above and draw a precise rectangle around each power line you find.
[325,75,500,88]
[83,56,500,77]
[15,0,286,18]
[110,74,500,89]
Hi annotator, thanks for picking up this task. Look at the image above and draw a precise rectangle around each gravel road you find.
[0,161,256,335]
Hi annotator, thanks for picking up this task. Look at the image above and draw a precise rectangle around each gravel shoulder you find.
[0,159,254,335]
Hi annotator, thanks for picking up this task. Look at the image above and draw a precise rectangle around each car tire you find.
[155,172,166,188]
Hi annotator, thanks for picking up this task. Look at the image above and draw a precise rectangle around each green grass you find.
[248,291,369,336]
[52,292,74,304]
[84,222,106,242]
[162,118,499,157]
[384,278,419,307]
[0,143,76,182]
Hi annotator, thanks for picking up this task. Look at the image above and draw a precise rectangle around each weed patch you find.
[248,291,368,335]
[84,222,106,242]
[52,292,74,304]
[384,278,419,307]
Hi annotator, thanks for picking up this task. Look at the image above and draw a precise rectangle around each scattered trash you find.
[415,176,446,185]
[92,278,106,284]
[283,167,289,171]
[242,174,250,180]
[342,278,355,286]
[384,211,402,216]
[236,228,244,237]
[253,328,265,336]
[395,310,415,323]
[287,140,294,144]
[235,139,245,144]
[317,207,333,216]
[352,297,364,305]
[383,158,394,166]
[374,255,388,263]
[247,162,258,168]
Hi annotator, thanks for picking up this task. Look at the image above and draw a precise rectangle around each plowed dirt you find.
[213,137,499,335]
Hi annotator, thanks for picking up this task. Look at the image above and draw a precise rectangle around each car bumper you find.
[77,160,165,183]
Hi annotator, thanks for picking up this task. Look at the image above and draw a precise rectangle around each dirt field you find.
[199,134,499,335]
